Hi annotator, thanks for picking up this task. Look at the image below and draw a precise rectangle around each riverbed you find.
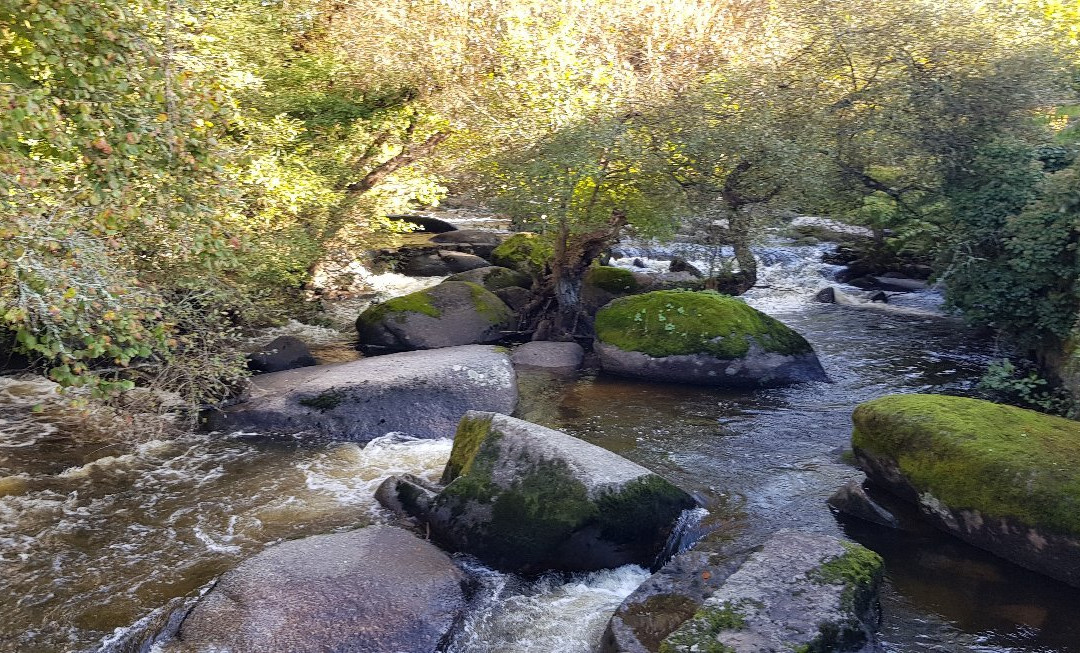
[1,239,1078,652]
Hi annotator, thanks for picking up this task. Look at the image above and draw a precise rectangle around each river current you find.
[1,238,1078,652]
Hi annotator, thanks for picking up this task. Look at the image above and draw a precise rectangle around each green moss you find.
[659,602,749,653]
[298,388,345,411]
[438,445,597,567]
[595,290,812,358]
[585,266,639,293]
[465,281,514,324]
[442,412,495,484]
[356,287,441,328]
[490,233,553,276]
[852,394,1080,536]
[596,474,695,544]
[811,540,884,612]
[449,266,530,291]
[486,459,598,565]
[483,267,530,290]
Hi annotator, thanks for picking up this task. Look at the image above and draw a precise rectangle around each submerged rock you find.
[511,341,585,370]
[660,530,884,653]
[356,281,513,353]
[853,394,1080,587]
[205,345,516,441]
[390,411,696,573]
[247,335,316,374]
[815,287,838,303]
[177,526,467,653]
[594,290,828,387]
[828,478,901,529]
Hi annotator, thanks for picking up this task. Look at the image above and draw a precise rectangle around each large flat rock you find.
[177,526,467,652]
[205,345,517,441]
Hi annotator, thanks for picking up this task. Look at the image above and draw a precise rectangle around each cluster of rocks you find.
[199,332,886,653]
[821,241,933,293]
[350,230,831,389]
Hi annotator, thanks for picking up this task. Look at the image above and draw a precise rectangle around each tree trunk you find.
[537,210,628,339]
[345,131,448,194]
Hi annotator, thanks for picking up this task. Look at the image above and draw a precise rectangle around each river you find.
[0,238,1077,652]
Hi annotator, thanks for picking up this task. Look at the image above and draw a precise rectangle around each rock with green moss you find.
[398,411,696,573]
[581,266,642,314]
[356,281,514,353]
[660,531,883,653]
[853,394,1080,587]
[490,232,553,277]
[594,291,827,387]
[448,265,531,291]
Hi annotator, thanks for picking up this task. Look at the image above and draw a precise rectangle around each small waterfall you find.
[653,506,711,570]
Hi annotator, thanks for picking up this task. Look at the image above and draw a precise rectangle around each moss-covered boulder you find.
[660,530,883,653]
[853,394,1080,587]
[356,281,513,354]
[581,265,641,314]
[448,265,531,291]
[416,411,696,573]
[489,232,553,277]
[594,290,828,387]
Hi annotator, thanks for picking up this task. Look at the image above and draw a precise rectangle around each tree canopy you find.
[1,0,1078,405]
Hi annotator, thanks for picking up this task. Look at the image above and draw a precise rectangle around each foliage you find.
[942,148,1080,353]
[3,0,1079,407]
[978,360,1078,418]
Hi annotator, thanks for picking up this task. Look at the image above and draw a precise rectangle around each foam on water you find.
[449,564,651,653]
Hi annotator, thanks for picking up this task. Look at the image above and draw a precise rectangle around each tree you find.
[485,117,686,336]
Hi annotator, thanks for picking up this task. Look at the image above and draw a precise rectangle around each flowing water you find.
[1,237,1079,652]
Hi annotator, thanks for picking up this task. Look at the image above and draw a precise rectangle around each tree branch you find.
[345,130,449,194]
